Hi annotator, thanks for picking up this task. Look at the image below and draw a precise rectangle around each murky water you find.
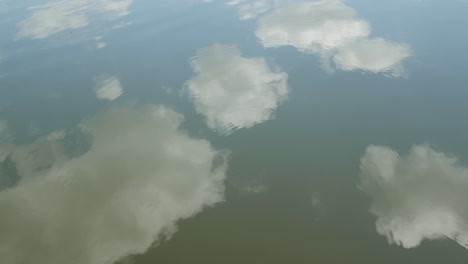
[1,0,468,263]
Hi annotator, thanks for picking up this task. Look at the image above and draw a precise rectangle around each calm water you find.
[1,0,468,263]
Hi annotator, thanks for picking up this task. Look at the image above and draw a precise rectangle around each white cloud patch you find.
[256,0,370,51]
[97,42,107,49]
[0,105,228,264]
[227,0,277,20]
[186,44,288,135]
[16,0,133,40]
[255,0,411,76]
[331,38,411,77]
[95,36,107,49]
[359,145,468,250]
[94,74,123,101]
[227,0,246,5]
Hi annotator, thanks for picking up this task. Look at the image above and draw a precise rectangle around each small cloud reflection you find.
[95,36,107,49]
[15,0,133,41]
[0,105,228,264]
[239,184,268,195]
[310,191,324,222]
[229,0,273,20]
[112,21,133,30]
[254,0,411,76]
[94,74,123,101]
[186,44,289,135]
[360,145,468,250]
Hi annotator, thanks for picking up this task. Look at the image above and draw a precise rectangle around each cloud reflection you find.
[229,0,274,20]
[360,145,468,249]
[331,38,410,77]
[186,44,288,135]
[94,74,123,101]
[255,0,411,76]
[95,36,107,49]
[0,105,228,264]
[15,0,133,40]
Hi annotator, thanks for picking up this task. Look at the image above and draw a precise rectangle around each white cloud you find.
[238,0,272,20]
[227,0,246,5]
[94,0,132,18]
[95,36,107,49]
[0,105,228,264]
[228,0,278,20]
[331,38,411,77]
[186,44,288,135]
[256,0,370,51]
[16,0,133,40]
[94,75,123,101]
[360,145,468,250]
[255,0,411,76]
[97,42,107,48]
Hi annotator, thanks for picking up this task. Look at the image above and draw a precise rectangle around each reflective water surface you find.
[1,0,468,263]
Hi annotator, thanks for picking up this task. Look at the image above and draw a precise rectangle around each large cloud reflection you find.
[255,0,411,76]
[0,105,228,264]
[360,145,468,249]
[16,0,133,40]
[186,44,288,135]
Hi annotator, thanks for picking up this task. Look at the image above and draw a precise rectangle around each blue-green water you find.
[1,0,468,263]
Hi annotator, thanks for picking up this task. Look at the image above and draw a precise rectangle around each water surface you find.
[1,0,468,263]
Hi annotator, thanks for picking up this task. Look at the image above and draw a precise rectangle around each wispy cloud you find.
[0,105,228,264]
[360,145,468,249]
[186,44,288,135]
